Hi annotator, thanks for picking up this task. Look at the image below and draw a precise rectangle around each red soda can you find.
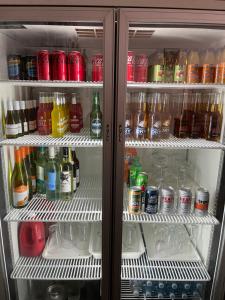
[135,54,148,82]
[127,51,135,82]
[68,51,86,81]
[92,54,103,82]
[37,50,50,80]
[52,50,67,81]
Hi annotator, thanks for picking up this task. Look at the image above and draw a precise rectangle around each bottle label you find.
[13,185,29,207]
[150,65,164,82]
[150,121,161,139]
[217,62,225,83]
[37,166,44,181]
[187,64,199,83]
[23,121,28,133]
[91,119,102,135]
[48,172,56,191]
[135,125,146,138]
[125,119,133,138]
[6,124,18,136]
[202,64,215,83]
[76,169,80,184]
[60,171,72,193]
[73,176,77,191]
[70,115,80,130]
[29,120,36,131]
[18,123,22,134]
[31,175,36,193]
[174,65,186,82]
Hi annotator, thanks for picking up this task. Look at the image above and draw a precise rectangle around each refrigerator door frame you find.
[0,6,115,300]
[113,7,225,300]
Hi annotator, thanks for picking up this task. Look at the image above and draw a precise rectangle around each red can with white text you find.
[127,51,135,82]
[52,50,67,81]
[135,54,148,82]
[37,50,50,80]
[68,51,86,81]
[92,54,103,82]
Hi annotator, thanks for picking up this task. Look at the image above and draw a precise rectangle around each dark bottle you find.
[21,147,33,201]
[90,92,102,139]
[161,93,171,139]
[179,93,193,138]
[207,93,223,141]
[5,101,18,139]
[191,92,204,139]
[60,147,73,201]
[19,101,29,135]
[172,93,183,138]
[71,147,80,188]
[13,101,23,137]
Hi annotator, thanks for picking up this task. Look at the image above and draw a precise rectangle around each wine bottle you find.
[11,147,29,208]
[1,100,6,138]
[21,147,33,200]
[71,147,80,188]
[5,101,18,139]
[20,101,29,135]
[30,147,37,193]
[13,101,23,137]
[46,146,60,201]
[36,147,47,194]
[60,147,73,201]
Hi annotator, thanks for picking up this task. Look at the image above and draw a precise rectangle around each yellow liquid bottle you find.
[52,92,64,138]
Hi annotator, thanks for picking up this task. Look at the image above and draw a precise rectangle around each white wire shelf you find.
[0,128,102,147]
[0,80,103,88]
[5,177,102,222]
[11,256,101,280]
[125,137,225,150]
[121,253,210,282]
[121,281,202,300]
[127,82,225,90]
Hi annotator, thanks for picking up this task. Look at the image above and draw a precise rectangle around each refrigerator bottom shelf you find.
[121,253,210,282]
[121,281,202,300]
[11,256,101,280]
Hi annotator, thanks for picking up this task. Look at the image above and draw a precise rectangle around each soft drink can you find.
[178,187,192,215]
[128,186,142,215]
[26,56,37,80]
[194,188,209,216]
[37,50,50,80]
[52,50,67,81]
[145,186,158,214]
[136,172,148,212]
[135,54,148,82]
[68,51,86,81]
[127,51,135,82]
[92,54,103,82]
[7,55,21,80]
[160,187,174,214]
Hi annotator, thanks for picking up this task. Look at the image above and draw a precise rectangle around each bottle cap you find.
[7,101,13,111]
[14,101,20,110]
[49,146,55,158]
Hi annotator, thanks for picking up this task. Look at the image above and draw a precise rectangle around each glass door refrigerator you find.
[0,6,115,300]
[112,8,225,300]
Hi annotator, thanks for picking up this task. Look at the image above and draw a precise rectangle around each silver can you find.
[46,284,66,300]
[178,187,192,215]
[160,187,174,214]
[194,188,209,217]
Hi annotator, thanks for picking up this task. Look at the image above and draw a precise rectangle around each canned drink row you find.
[128,185,209,217]
[8,51,103,82]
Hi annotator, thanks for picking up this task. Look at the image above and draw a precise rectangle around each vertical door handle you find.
[118,125,123,142]
[106,124,110,142]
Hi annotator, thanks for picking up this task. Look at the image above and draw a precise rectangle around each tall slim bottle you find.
[71,147,80,188]
[14,101,23,137]
[179,93,193,138]
[51,92,64,138]
[20,101,29,135]
[190,92,203,139]
[11,147,29,208]
[148,93,162,141]
[27,147,36,194]
[133,92,148,140]
[46,146,60,201]
[161,93,171,139]
[36,147,47,194]
[125,92,133,140]
[90,92,102,139]
[60,147,73,201]
[69,147,77,193]
[21,147,33,200]
[5,101,18,139]
[207,93,223,141]
[1,101,6,138]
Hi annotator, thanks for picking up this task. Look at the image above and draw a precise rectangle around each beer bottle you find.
[5,100,18,139]
[90,92,102,139]
[191,92,203,139]
[161,93,171,139]
[36,147,47,194]
[60,147,73,201]
[207,92,223,141]
[149,92,162,141]
[20,147,32,201]
[125,92,133,140]
[171,93,183,138]
[179,92,193,138]
[133,92,148,140]
[202,93,211,139]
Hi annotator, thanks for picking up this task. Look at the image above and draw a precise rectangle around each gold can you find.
[128,186,142,215]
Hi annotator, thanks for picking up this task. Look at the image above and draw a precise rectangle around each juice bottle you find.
[186,50,200,84]
[218,47,225,84]
[201,49,215,84]
[37,92,51,135]
[148,50,165,82]
[51,92,64,138]
[173,49,187,83]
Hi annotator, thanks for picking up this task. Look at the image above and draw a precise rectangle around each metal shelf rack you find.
[5,177,102,222]
[121,253,210,282]
[11,256,101,280]
[0,80,103,88]
[127,82,225,90]
[0,128,102,147]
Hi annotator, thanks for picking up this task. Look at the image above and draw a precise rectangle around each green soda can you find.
[136,172,148,212]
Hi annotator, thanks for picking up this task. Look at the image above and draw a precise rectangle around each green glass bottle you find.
[46,147,60,201]
[90,92,102,139]
[36,147,47,194]
[60,147,73,201]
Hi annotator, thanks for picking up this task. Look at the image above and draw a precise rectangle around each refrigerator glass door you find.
[0,7,114,300]
[113,8,225,300]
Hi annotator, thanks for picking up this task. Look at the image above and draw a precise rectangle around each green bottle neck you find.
[92,94,100,110]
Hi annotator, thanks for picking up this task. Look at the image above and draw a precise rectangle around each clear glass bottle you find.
[46,146,60,201]
[60,147,73,201]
